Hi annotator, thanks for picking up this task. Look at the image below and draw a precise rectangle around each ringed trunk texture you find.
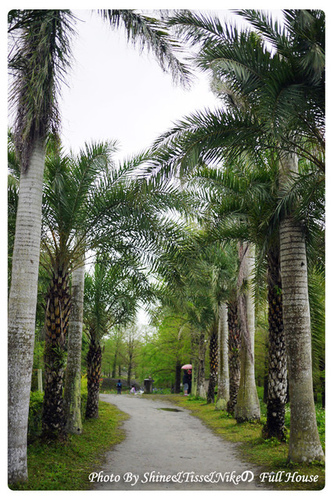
[42,267,71,440]
[235,242,260,422]
[207,322,218,404]
[63,257,85,435]
[86,335,102,419]
[216,302,229,410]
[262,245,287,441]
[227,297,241,415]
[279,152,324,462]
[8,139,45,483]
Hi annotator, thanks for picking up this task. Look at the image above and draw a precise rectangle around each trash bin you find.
[144,378,153,394]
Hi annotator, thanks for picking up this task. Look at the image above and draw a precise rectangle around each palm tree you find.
[193,159,287,435]
[8,10,75,482]
[232,9,324,459]
[151,9,325,461]
[40,141,114,439]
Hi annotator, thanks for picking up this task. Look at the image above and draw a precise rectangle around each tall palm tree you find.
[231,9,324,459]
[151,9,325,461]
[8,10,75,482]
[40,141,113,439]
[193,159,287,436]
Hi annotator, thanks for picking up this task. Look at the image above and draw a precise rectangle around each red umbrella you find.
[181,364,192,370]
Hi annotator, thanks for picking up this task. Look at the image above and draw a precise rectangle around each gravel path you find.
[91,394,269,491]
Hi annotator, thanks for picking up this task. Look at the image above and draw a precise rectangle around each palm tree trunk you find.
[262,245,287,441]
[227,297,241,415]
[8,138,45,483]
[279,152,324,462]
[63,256,85,434]
[196,332,207,398]
[86,335,102,419]
[216,302,229,410]
[42,266,71,439]
[235,242,260,422]
[207,322,218,403]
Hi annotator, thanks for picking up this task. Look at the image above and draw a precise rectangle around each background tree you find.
[123,325,142,387]
[84,255,152,418]
[140,312,192,390]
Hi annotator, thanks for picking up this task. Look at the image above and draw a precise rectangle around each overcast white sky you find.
[58,9,286,160]
[60,9,222,160]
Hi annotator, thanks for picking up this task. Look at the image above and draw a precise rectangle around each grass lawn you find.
[10,401,128,491]
[145,393,325,491]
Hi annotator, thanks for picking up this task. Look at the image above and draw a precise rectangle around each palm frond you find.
[97,9,192,87]
[8,10,76,170]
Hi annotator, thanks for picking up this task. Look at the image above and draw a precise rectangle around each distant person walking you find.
[187,369,192,395]
[183,369,192,396]
[116,380,122,395]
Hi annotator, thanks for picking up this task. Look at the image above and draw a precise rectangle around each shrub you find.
[28,383,89,442]
[28,392,44,441]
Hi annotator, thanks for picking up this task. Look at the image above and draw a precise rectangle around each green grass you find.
[10,401,128,491]
[146,393,325,491]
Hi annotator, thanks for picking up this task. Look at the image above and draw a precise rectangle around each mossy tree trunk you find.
[262,245,287,441]
[42,266,71,439]
[227,297,241,415]
[86,333,102,419]
[207,322,218,404]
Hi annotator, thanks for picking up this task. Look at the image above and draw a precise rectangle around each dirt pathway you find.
[91,394,269,491]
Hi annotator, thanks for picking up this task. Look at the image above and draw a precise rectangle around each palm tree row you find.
[7,8,190,483]
[8,9,325,486]
[147,9,325,462]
